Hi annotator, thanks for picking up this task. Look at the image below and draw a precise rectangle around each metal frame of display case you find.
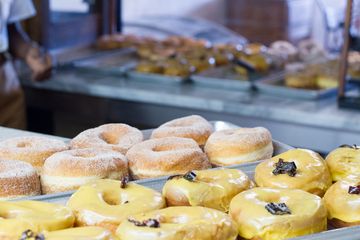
[338,0,360,110]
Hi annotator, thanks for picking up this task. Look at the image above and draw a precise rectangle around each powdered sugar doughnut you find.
[41,148,129,193]
[0,159,41,200]
[151,115,213,146]
[0,136,69,172]
[126,137,211,179]
[71,124,143,154]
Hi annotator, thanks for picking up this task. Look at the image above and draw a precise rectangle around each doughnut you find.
[325,144,360,182]
[255,149,332,196]
[41,148,129,194]
[268,40,298,62]
[324,174,360,228]
[298,39,325,63]
[163,168,253,212]
[0,200,74,239]
[67,179,165,232]
[126,137,211,179]
[0,136,68,172]
[0,159,41,200]
[71,123,143,155]
[150,115,213,146]
[18,227,117,240]
[229,187,327,240]
[204,127,273,166]
[115,206,238,240]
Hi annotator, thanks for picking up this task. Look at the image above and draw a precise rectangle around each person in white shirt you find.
[0,0,52,129]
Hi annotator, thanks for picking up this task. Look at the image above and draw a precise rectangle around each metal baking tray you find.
[191,65,284,91]
[19,152,360,240]
[126,70,190,84]
[72,48,138,76]
[256,73,338,100]
[17,120,291,203]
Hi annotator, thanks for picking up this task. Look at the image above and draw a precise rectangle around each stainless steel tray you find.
[72,49,138,76]
[126,70,189,84]
[256,73,338,100]
[18,120,291,202]
[191,65,252,91]
[21,151,360,240]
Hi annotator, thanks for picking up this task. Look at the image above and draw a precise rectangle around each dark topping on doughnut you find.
[19,231,45,240]
[348,185,360,194]
[265,202,291,215]
[272,159,297,177]
[128,218,160,228]
[124,200,129,204]
[120,176,129,188]
[20,230,34,240]
[35,234,45,240]
[339,144,360,149]
[183,171,197,181]
[167,174,183,181]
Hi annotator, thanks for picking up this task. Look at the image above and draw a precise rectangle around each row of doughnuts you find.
[2,148,359,240]
[0,115,274,199]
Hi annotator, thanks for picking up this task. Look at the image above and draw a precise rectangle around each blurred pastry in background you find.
[316,59,339,89]
[348,51,360,79]
[135,60,163,74]
[298,39,326,63]
[163,59,193,77]
[284,62,317,89]
[268,40,299,68]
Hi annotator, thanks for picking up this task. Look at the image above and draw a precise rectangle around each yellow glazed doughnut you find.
[115,206,238,240]
[151,115,213,146]
[0,200,74,239]
[71,124,143,154]
[162,168,252,212]
[324,174,360,228]
[255,148,332,196]
[67,179,165,232]
[229,187,327,240]
[126,137,211,179]
[325,145,360,181]
[0,159,41,200]
[204,127,273,166]
[41,148,129,194]
[0,136,68,172]
[18,227,118,240]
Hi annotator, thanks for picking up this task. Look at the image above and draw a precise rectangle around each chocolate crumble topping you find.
[348,185,360,194]
[128,218,160,228]
[183,171,197,181]
[120,176,129,188]
[265,202,291,215]
[272,158,297,177]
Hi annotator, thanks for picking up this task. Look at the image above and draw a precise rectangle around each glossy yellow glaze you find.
[324,174,360,223]
[162,168,252,212]
[116,206,238,240]
[67,179,165,232]
[0,201,74,239]
[325,147,360,181]
[229,187,327,240]
[255,148,332,196]
[41,227,119,240]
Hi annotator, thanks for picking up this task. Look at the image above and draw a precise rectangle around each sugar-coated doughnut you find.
[0,136,68,172]
[163,168,253,212]
[0,159,41,200]
[324,174,360,228]
[0,200,74,239]
[151,115,213,146]
[116,206,238,240]
[41,148,129,194]
[126,137,211,179]
[204,127,273,166]
[229,187,327,240]
[255,149,332,196]
[67,179,165,232]
[71,123,143,154]
[325,145,360,182]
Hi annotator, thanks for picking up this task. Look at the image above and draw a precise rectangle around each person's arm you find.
[8,22,52,81]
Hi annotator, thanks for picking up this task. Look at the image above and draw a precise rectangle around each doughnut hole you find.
[100,132,121,145]
[72,152,97,158]
[16,142,32,148]
[152,144,177,152]
[101,191,128,206]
